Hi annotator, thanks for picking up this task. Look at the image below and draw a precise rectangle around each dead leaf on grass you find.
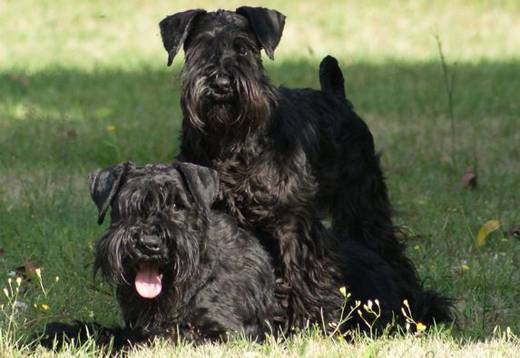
[475,220,500,247]
[460,166,477,189]
[14,258,41,282]
[7,74,30,87]
[65,127,77,139]
[395,226,422,241]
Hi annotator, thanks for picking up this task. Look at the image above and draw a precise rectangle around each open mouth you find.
[134,262,163,299]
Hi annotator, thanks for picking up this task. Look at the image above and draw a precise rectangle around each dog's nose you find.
[138,235,162,254]
[212,75,231,92]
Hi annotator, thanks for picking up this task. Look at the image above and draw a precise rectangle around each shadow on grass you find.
[0,59,518,170]
[0,58,519,339]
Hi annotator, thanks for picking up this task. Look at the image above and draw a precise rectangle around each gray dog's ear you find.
[236,6,286,60]
[89,162,132,225]
[159,9,207,66]
[176,162,219,210]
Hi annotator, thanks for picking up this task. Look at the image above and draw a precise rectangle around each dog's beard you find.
[181,66,276,136]
[94,226,135,286]
[94,224,167,298]
[95,221,203,300]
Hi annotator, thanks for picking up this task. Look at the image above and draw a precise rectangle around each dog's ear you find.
[236,6,286,60]
[89,162,132,225]
[176,162,219,210]
[159,9,207,66]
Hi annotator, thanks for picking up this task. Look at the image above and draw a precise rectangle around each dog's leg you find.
[273,216,342,329]
[38,321,143,352]
[331,118,420,289]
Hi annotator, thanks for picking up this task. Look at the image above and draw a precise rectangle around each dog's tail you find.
[409,289,454,328]
[319,55,346,99]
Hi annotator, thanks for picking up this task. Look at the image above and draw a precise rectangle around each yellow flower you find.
[416,322,427,332]
[339,286,347,297]
[106,125,116,132]
[461,264,470,271]
[41,304,49,310]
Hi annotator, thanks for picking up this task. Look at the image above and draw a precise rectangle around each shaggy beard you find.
[180,66,277,136]
[94,221,203,295]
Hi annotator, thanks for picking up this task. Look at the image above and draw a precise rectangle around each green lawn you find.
[1,0,519,356]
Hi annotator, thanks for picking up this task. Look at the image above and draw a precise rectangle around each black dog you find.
[42,162,274,348]
[159,7,423,327]
[40,162,451,350]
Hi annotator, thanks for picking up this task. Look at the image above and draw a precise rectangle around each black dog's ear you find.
[159,9,207,66]
[89,162,132,225]
[176,162,219,210]
[236,6,286,60]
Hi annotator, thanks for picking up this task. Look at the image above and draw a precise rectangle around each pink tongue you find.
[135,263,162,299]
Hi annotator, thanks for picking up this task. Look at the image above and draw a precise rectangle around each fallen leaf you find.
[476,220,500,247]
[7,74,30,87]
[24,259,39,276]
[395,226,422,241]
[460,166,477,189]
[14,258,40,280]
[65,127,77,139]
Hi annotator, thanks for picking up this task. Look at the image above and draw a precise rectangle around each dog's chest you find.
[213,150,286,227]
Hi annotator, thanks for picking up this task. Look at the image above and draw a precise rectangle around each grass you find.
[1,0,520,356]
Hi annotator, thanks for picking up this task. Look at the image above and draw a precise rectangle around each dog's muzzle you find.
[137,234,164,257]
[208,73,234,101]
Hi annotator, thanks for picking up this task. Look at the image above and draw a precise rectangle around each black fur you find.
[158,7,447,328]
[40,162,451,351]
[43,162,275,349]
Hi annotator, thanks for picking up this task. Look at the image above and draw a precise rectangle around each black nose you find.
[212,75,231,92]
[138,235,162,254]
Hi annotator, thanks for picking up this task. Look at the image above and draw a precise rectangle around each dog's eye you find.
[237,46,249,57]
[172,202,185,210]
